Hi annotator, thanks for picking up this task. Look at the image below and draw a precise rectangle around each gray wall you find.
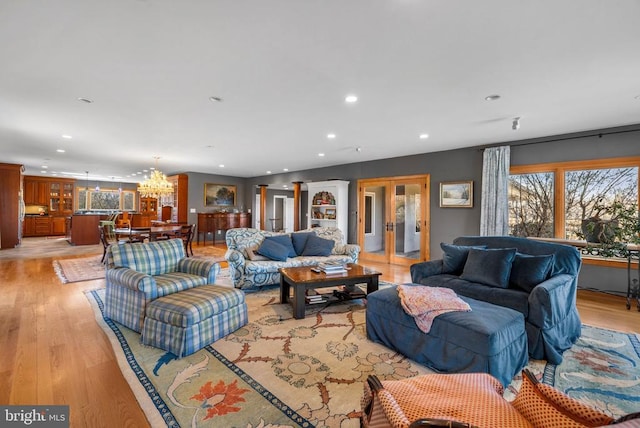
[239,124,640,295]
[180,172,251,227]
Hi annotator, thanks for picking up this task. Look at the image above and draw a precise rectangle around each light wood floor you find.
[0,241,638,427]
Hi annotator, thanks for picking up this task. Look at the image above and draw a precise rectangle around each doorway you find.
[357,175,430,266]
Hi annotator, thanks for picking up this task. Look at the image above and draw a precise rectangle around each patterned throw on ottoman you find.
[142,285,248,357]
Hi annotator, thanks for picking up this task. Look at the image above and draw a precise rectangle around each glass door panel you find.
[361,184,387,263]
[392,183,422,262]
[358,175,429,266]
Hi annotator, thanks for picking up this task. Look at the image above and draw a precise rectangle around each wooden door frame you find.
[357,174,430,266]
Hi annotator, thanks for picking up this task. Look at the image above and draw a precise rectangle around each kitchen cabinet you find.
[23,216,52,237]
[24,177,49,206]
[0,163,23,249]
[51,216,67,235]
[49,180,74,215]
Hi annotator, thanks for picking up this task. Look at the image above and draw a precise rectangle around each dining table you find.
[114,225,183,242]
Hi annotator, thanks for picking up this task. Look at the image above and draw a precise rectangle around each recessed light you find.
[327,133,336,139]
[345,94,358,103]
[61,134,73,139]
[56,149,65,153]
[41,165,48,169]
[219,164,225,168]
[283,168,289,172]
[282,185,288,188]
[143,169,148,172]
[318,153,325,157]
[484,94,501,101]
[419,134,429,140]
[266,170,272,174]
[40,170,47,173]
[77,97,93,103]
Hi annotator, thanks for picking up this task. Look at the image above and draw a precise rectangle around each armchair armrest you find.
[344,244,360,263]
[106,268,158,297]
[225,248,247,286]
[410,260,444,284]
[528,273,577,329]
[177,258,220,283]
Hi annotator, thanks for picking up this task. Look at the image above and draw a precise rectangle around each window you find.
[509,172,554,238]
[509,157,640,263]
[76,188,137,211]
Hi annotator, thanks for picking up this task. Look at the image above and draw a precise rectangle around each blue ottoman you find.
[142,285,248,357]
[366,285,528,386]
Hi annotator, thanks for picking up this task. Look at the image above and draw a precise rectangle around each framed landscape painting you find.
[440,181,473,208]
[204,183,236,207]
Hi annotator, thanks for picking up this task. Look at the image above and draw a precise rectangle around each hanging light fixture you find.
[137,156,173,200]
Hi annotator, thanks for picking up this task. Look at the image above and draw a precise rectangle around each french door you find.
[357,175,430,266]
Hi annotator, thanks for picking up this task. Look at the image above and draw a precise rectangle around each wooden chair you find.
[116,211,131,229]
[179,224,196,256]
[99,224,118,262]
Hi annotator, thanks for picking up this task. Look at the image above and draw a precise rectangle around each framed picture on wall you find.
[439,181,473,208]
[204,183,236,207]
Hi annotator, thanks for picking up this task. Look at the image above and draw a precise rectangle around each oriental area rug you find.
[85,287,640,427]
[54,255,105,283]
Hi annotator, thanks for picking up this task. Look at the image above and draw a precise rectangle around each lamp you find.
[137,156,173,201]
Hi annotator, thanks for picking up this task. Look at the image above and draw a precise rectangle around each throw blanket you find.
[397,285,471,333]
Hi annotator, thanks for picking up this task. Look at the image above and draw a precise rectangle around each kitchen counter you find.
[68,214,105,245]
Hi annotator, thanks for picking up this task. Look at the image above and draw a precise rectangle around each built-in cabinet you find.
[0,163,24,249]
[167,174,188,224]
[23,178,49,205]
[306,180,349,234]
[197,212,252,244]
[23,176,74,236]
[135,197,158,227]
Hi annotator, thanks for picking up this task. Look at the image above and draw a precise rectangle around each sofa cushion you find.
[263,235,297,258]
[246,245,270,261]
[418,275,530,317]
[291,231,315,255]
[510,253,554,292]
[441,243,487,274]
[301,234,335,256]
[257,239,290,261]
[461,248,517,288]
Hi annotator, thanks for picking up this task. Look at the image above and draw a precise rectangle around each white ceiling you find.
[1,1,639,183]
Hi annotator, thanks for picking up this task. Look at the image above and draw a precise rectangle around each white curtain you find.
[480,146,511,236]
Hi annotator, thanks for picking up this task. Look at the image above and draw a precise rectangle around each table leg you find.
[292,284,306,320]
[280,276,289,304]
[367,275,379,294]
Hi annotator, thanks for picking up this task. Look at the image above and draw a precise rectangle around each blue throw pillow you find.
[440,243,487,274]
[301,234,335,256]
[263,235,297,258]
[291,232,315,255]
[460,248,517,288]
[257,239,290,261]
[509,253,555,292]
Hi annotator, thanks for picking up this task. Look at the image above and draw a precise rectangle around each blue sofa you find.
[410,236,582,364]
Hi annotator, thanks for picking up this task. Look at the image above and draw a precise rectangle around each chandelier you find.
[138,157,173,200]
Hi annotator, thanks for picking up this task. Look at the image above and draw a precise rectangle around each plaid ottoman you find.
[142,285,248,357]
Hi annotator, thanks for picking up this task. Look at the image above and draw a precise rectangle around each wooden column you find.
[292,181,303,231]
[258,184,268,231]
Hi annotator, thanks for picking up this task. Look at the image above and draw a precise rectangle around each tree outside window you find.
[508,159,639,249]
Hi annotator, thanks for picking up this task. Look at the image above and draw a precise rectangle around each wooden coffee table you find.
[279,263,381,319]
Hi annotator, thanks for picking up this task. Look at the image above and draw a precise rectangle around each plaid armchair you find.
[104,238,220,332]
